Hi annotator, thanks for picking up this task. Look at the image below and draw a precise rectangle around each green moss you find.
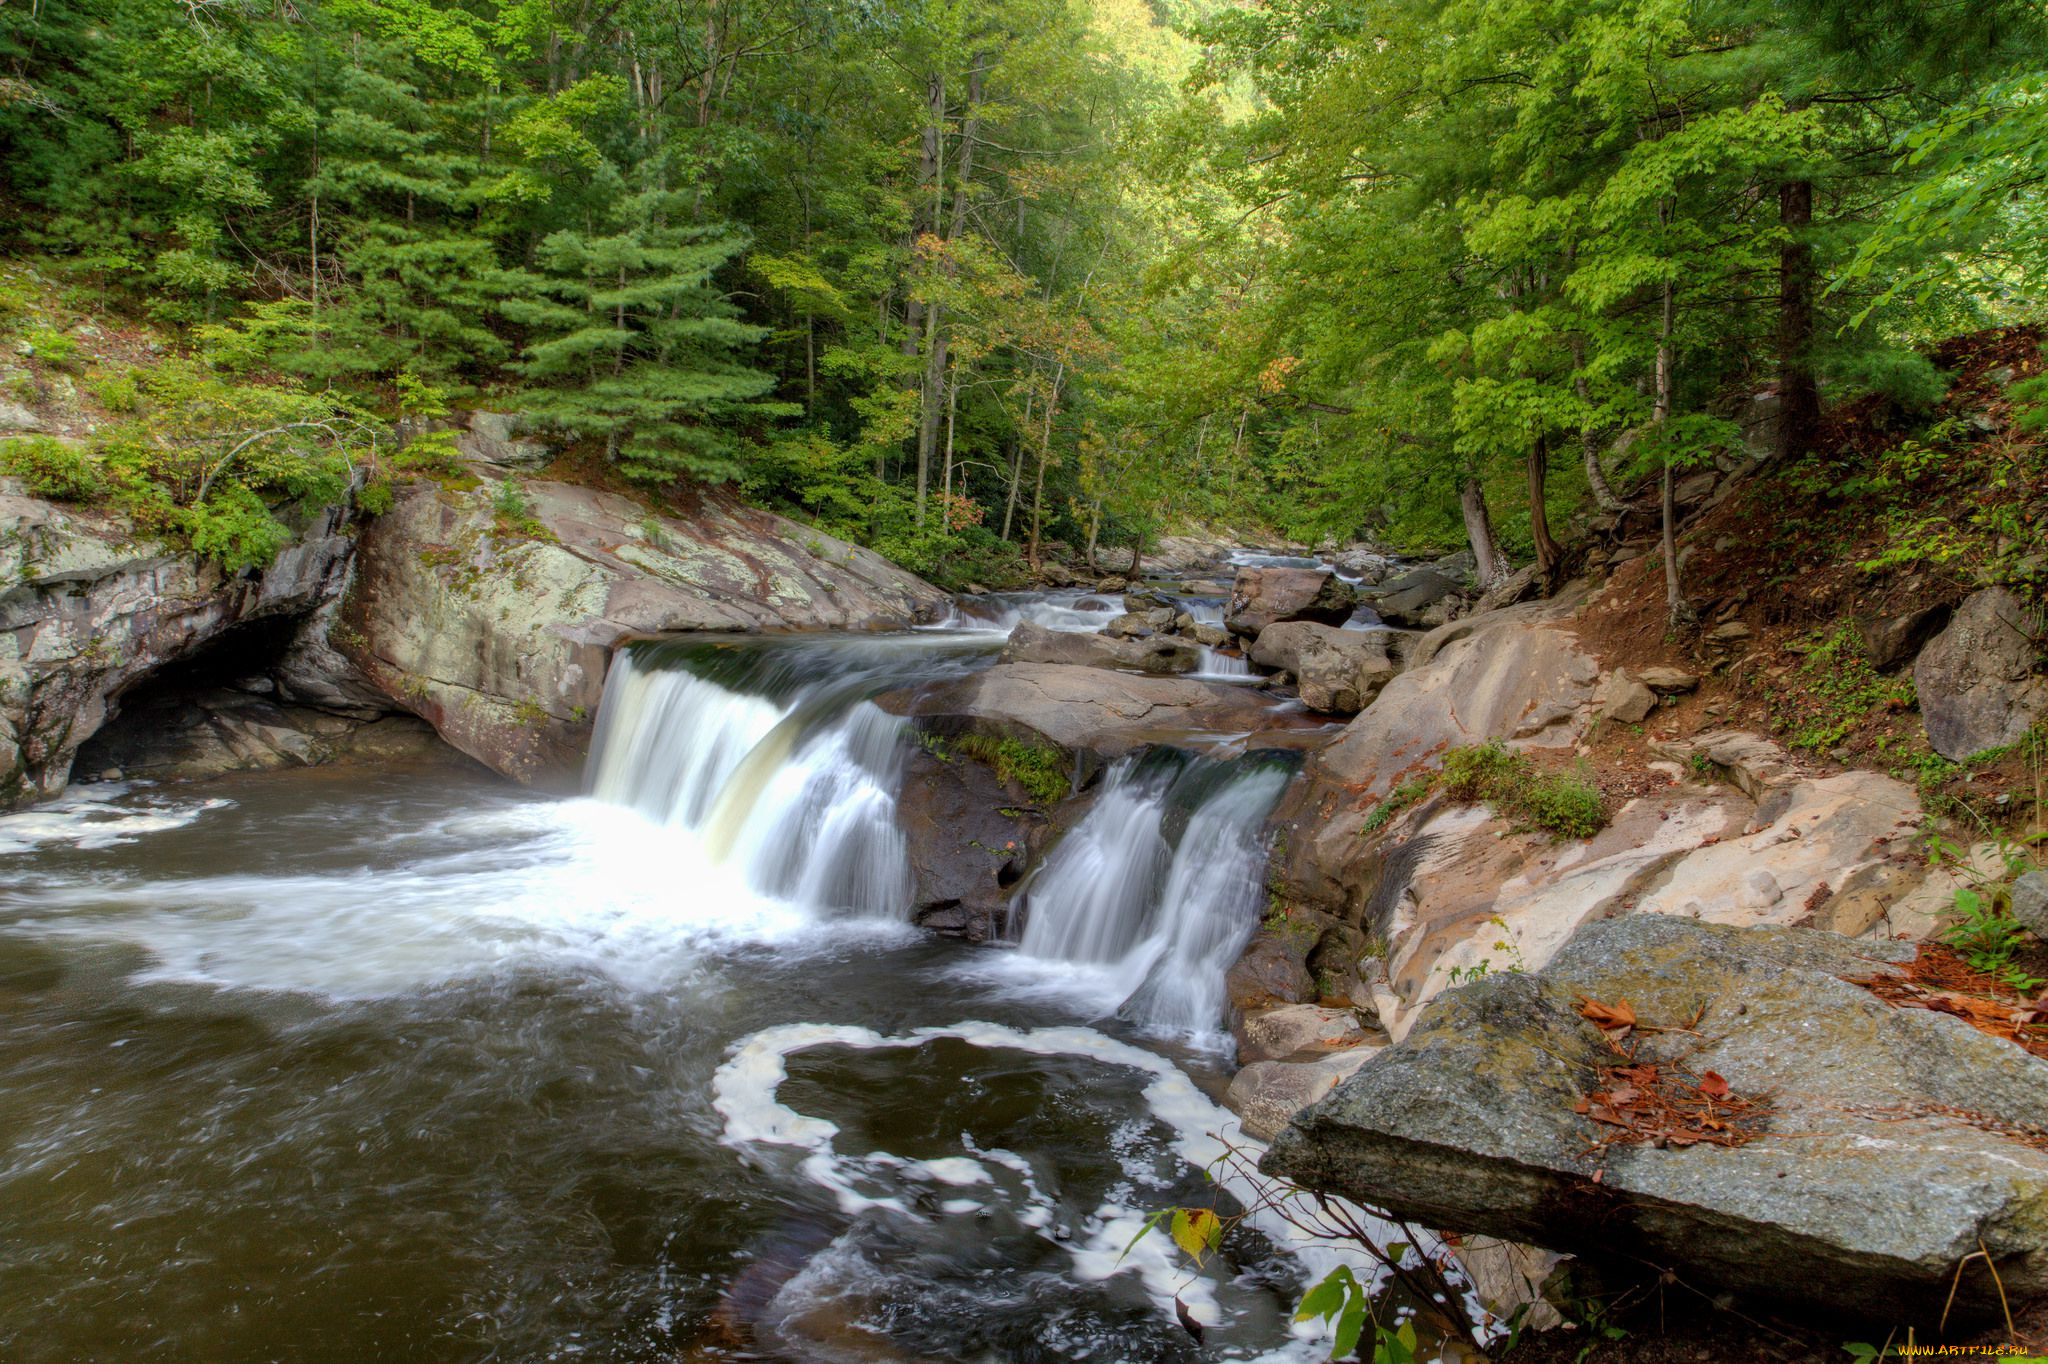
[1441,741,1606,841]
[956,733,1069,806]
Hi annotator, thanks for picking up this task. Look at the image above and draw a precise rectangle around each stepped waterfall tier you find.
[1014,753,1296,1034]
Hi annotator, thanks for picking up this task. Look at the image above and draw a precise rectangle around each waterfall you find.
[586,638,987,919]
[1013,753,1295,1033]
[1181,598,1253,680]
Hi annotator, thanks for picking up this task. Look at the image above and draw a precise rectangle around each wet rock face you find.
[1914,587,2048,760]
[895,746,1029,942]
[1224,567,1355,636]
[1,482,356,808]
[73,685,453,781]
[340,480,948,788]
[1264,915,2048,1323]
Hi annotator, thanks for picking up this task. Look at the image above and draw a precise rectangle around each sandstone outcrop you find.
[340,479,947,787]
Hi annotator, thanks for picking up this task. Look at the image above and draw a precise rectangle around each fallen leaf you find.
[1577,997,1638,1031]
[1698,1071,1730,1099]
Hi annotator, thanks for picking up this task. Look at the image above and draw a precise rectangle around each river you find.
[0,594,1374,1362]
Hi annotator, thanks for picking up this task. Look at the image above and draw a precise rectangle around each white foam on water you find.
[0,783,232,855]
[712,1019,1411,1352]
[0,797,910,999]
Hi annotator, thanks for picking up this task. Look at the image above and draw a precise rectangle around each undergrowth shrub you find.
[1441,741,1605,840]
[0,435,107,501]
[1771,623,1916,754]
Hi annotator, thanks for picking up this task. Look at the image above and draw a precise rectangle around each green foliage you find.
[1361,776,1433,834]
[357,478,396,517]
[955,733,1069,806]
[1940,887,2046,992]
[1442,742,1606,840]
[182,483,290,573]
[21,325,79,369]
[0,435,106,500]
[1773,624,1917,755]
[89,372,141,412]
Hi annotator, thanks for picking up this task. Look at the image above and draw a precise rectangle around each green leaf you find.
[1169,1207,1223,1262]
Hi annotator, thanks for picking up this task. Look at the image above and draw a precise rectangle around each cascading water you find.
[0,607,1400,1361]
[1013,752,1296,1034]
[1182,598,1254,679]
[586,635,992,918]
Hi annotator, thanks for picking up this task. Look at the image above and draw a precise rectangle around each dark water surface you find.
[0,765,1332,1363]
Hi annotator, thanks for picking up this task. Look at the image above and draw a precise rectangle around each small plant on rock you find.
[1441,741,1606,840]
[1940,888,2045,993]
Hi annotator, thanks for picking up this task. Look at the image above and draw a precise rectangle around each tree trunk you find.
[1775,178,1818,462]
[1527,431,1560,579]
[1460,476,1508,588]
[1001,389,1032,542]
[1028,366,1064,568]
[915,301,941,526]
[1570,337,1623,512]
[940,360,959,529]
[1654,269,1689,630]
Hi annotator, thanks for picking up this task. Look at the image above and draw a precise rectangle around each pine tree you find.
[500,183,791,483]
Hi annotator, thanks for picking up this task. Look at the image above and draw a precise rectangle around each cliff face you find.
[0,483,356,807]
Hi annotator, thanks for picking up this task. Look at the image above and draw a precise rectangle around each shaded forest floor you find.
[1560,327,2048,837]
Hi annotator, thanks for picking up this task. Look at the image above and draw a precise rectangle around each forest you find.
[1,0,2044,593]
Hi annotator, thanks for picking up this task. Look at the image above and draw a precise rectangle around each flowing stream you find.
[0,599,1368,1362]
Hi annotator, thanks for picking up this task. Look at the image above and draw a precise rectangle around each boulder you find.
[1103,612,1156,639]
[1225,567,1355,635]
[876,662,1289,765]
[1637,666,1699,695]
[1367,568,1464,628]
[1470,563,1540,617]
[1368,766,1920,1041]
[998,621,1199,675]
[1234,1003,1370,1064]
[1249,621,1396,715]
[2013,870,2048,939]
[895,744,1030,942]
[1265,915,2048,1322]
[1650,728,1801,799]
[1859,604,1950,672]
[1595,669,1657,723]
[1225,925,1319,1015]
[1,482,357,808]
[1302,597,1599,802]
[1332,550,1391,585]
[1914,588,2048,760]
[1038,560,1077,587]
[1226,1049,1377,1143]
[454,411,555,471]
[0,398,45,433]
[341,480,947,788]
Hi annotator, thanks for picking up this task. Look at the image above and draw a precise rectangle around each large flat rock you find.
[875,661,1291,761]
[1265,915,2048,1322]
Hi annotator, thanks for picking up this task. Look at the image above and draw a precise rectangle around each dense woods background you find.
[1,0,2043,592]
